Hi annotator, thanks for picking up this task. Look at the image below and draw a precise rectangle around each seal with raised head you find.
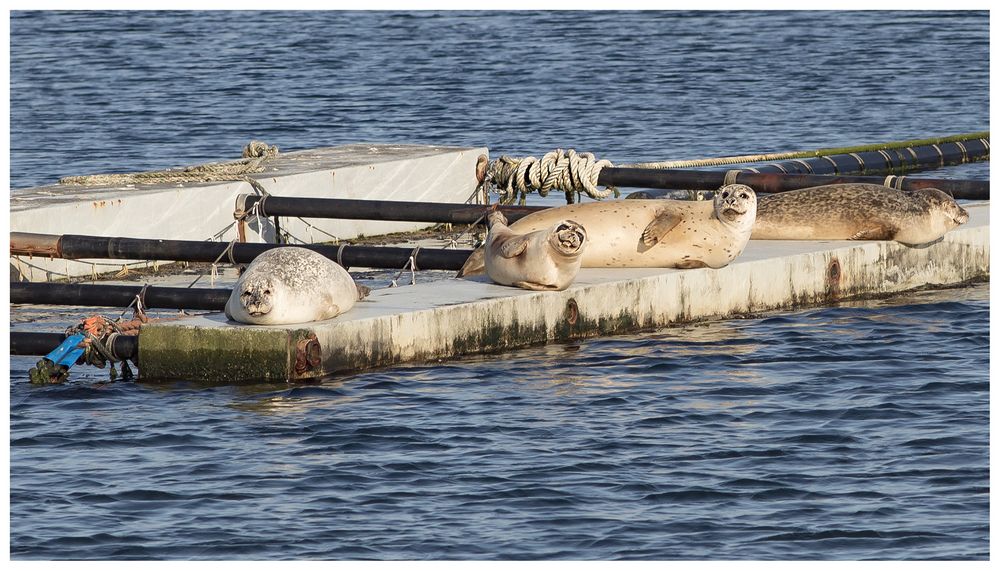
[225,247,370,325]
[458,184,757,276]
[752,183,969,245]
[483,210,587,291]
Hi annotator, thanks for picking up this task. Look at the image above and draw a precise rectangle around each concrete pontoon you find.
[136,203,989,383]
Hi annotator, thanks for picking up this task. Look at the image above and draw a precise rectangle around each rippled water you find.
[8,10,990,561]
[10,284,990,560]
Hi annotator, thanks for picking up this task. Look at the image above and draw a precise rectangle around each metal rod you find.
[11,331,138,359]
[10,233,474,271]
[241,195,545,225]
[11,282,231,310]
[598,168,989,199]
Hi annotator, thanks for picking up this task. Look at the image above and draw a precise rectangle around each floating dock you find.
[135,203,989,383]
[10,143,485,282]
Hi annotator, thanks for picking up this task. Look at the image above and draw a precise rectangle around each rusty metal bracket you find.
[293,333,322,376]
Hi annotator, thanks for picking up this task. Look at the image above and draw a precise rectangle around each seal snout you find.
[553,220,587,254]
[241,282,274,316]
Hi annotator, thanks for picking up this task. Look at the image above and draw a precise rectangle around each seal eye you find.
[739,193,749,199]
[722,191,730,198]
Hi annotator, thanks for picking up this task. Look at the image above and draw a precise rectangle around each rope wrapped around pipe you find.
[481,148,619,205]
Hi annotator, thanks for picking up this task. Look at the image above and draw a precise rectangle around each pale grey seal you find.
[225,247,369,325]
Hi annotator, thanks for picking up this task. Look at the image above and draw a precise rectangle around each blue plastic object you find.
[46,333,86,368]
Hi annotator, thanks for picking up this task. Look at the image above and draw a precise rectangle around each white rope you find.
[482,148,618,205]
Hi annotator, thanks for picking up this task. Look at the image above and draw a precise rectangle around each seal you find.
[483,210,587,291]
[752,183,969,245]
[458,184,757,276]
[225,246,370,325]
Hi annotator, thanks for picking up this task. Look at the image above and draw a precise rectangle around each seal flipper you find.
[356,284,371,300]
[456,247,487,277]
[498,236,530,258]
[641,212,683,247]
[849,224,896,241]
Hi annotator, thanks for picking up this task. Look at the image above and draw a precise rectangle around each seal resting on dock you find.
[458,184,757,276]
[752,183,969,245]
[225,247,370,325]
[483,210,587,291]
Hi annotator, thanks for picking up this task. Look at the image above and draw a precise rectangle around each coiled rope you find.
[58,140,279,192]
[481,149,619,205]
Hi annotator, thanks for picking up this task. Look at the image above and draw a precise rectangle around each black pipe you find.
[743,138,989,177]
[11,331,138,359]
[602,168,989,200]
[44,235,473,271]
[243,195,545,225]
[11,282,230,310]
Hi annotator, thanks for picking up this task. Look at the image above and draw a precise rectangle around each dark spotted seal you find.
[752,184,969,245]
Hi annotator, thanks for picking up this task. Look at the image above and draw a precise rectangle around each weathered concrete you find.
[136,203,989,383]
[10,144,486,282]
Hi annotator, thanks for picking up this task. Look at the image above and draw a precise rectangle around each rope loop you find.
[481,149,618,205]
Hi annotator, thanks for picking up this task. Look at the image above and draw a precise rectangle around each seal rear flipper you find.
[641,212,682,247]
[356,284,371,300]
[498,236,530,259]
[456,247,487,277]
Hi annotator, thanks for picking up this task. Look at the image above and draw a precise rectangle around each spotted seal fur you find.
[225,247,370,325]
[752,183,969,245]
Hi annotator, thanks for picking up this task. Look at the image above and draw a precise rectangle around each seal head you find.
[484,210,587,290]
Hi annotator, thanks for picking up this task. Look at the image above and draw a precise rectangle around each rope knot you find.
[242,140,279,159]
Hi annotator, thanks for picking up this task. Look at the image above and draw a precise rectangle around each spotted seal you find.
[225,247,370,325]
[752,183,969,245]
[458,184,757,275]
[483,210,587,291]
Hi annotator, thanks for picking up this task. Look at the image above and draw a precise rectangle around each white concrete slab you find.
[10,143,487,282]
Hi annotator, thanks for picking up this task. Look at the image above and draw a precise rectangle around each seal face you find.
[225,247,369,325]
[458,184,757,276]
[752,183,969,246]
[484,210,587,291]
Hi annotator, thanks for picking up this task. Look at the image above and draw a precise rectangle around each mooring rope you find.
[58,140,279,189]
[481,149,619,205]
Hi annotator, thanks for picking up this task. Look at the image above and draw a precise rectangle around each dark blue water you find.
[8,10,990,561]
[9,10,989,189]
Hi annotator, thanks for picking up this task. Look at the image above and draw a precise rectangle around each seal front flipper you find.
[641,212,683,247]
[498,235,530,258]
[849,224,896,241]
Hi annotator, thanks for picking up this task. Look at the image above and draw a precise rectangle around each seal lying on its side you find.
[484,210,587,291]
[458,184,757,276]
[751,183,969,245]
[225,247,370,325]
